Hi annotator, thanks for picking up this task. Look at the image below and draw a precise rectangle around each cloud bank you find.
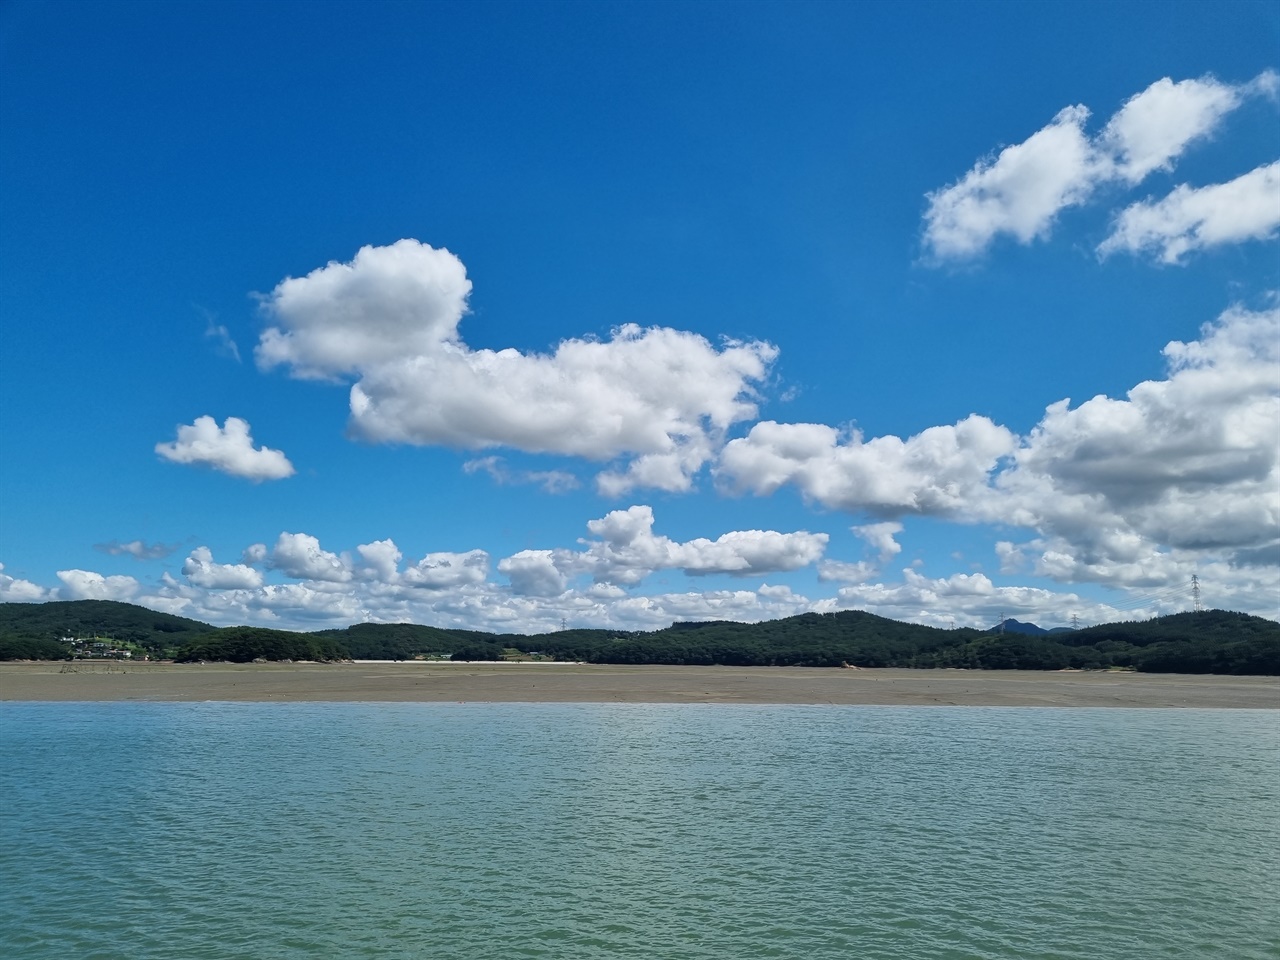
[717,297,1280,592]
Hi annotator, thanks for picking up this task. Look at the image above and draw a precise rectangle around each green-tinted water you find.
[2,703,1276,959]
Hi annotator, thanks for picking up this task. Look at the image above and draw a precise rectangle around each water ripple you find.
[2,704,1276,959]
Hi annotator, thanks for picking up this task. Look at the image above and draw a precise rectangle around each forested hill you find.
[1,601,1277,675]
[0,600,211,659]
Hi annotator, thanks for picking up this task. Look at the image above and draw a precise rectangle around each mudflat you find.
[1,661,1276,708]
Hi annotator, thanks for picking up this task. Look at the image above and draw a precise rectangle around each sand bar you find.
[1,662,1277,708]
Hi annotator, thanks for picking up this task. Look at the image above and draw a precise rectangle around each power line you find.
[1104,579,1197,610]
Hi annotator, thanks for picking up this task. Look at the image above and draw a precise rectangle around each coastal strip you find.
[1,662,1277,708]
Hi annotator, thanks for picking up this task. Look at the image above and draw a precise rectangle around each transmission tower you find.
[998,611,1005,634]
[1070,613,1079,630]
[560,617,568,631]
[1191,575,1202,612]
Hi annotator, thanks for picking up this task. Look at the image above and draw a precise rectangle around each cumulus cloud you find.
[257,239,473,379]
[0,563,49,601]
[924,105,1101,259]
[1098,161,1280,263]
[1098,74,1268,182]
[574,504,829,585]
[356,539,402,582]
[56,569,139,601]
[923,72,1276,260]
[498,550,569,597]
[988,299,1280,581]
[853,521,905,563]
[94,539,178,560]
[402,550,490,591]
[487,505,827,596]
[156,416,295,481]
[268,533,352,582]
[713,298,1279,595]
[816,559,878,584]
[257,240,776,493]
[716,415,1016,516]
[182,546,263,590]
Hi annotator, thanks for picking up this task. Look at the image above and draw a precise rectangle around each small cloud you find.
[1098,161,1280,264]
[156,416,295,481]
[463,456,579,494]
[853,521,904,564]
[201,308,241,362]
[94,539,178,560]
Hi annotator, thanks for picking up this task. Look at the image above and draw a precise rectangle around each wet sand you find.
[0,661,1276,708]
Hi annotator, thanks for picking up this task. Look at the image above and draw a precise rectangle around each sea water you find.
[1,703,1276,959]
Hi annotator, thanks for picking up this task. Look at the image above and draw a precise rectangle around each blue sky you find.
[2,0,1277,632]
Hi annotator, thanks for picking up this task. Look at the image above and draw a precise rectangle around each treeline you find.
[174,627,348,663]
[310,622,492,660]
[2,601,1278,675]
[0,636,72,661]
[317,608,1280,674]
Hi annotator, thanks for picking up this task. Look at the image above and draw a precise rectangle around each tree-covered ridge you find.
[174,627,348,663]
[0,599,209,642]
[1,601,1277,675]
[0,600,212,660]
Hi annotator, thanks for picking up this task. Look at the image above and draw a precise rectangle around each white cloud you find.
[716,415,1016,516]
[830,568,1122,630]
[257,240,776,493]
[923,72,1276,260]
[253,582,366,623]
[401,550,490,591]
[356,539,402,582]
[853,521,904,563]
[988,300,1280,580]
[1099,74,1262,182]
[181,546,263,590]
[574,504,829,584]
[256,239,472,379]
[56,569,139,601]
[155,416,295,482]
[713,298,1279,598]
[924,104,1101,259]
[816,559,878,584]
[0,563,49,601]
[498,550,569,597]
[268,533,352,582]
[1098,161,1280,263]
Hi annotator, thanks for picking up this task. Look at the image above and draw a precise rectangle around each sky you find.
[1,0,1277,634]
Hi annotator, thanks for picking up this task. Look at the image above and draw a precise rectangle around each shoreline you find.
[1,662,1276,708]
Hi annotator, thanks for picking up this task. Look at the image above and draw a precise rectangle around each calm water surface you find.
[1,703,1276,959]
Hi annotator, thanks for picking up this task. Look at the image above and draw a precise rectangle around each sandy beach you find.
[0,661,1276,708]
